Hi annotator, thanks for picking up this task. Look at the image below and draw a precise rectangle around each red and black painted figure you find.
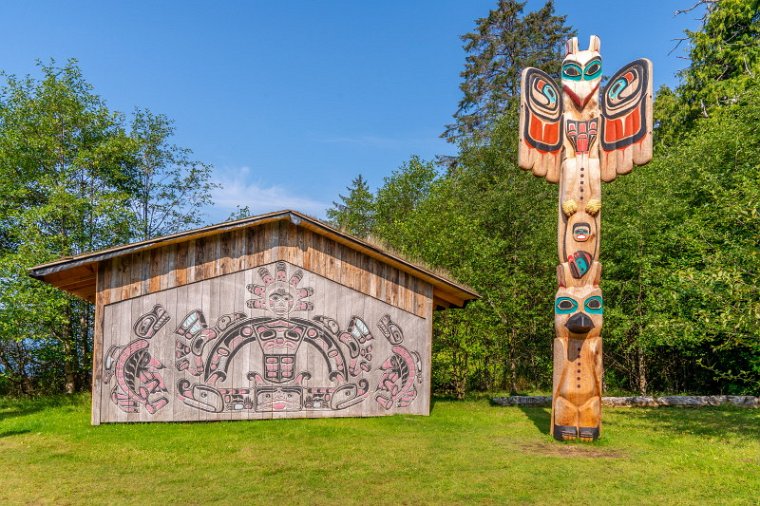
[519,35,653,441]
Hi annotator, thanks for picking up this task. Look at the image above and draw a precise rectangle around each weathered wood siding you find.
[93,222,434,424]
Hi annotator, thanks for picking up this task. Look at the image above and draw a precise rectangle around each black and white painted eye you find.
[584,59,602,79]
[562,62,582,80]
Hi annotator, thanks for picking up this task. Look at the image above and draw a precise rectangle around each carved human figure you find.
[519,35,653,441]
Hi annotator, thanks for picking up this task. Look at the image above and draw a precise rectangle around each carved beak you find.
[566,312,594,334]
[563,82,599,109]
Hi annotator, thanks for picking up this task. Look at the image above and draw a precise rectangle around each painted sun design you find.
[246,261,314,317]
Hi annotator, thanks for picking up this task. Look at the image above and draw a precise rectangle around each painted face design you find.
[256,387,302,412]
[554,285,603,338]
[573,222,591,242]
[267,282,295,317]
[561,36,602,109]
[563,211,598,279]
[246,262,314,315]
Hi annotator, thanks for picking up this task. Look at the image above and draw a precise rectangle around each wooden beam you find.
[29,210,480,307]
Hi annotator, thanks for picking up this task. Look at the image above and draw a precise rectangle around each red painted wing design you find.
[518,67,563,183]
[600,58,653,181]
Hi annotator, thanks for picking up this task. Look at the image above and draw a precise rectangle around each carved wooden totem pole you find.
[518,36,653,441]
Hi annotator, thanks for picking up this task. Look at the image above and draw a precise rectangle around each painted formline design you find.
[103,304,171,414]
[519,35,653,441]
[103,261,423,417]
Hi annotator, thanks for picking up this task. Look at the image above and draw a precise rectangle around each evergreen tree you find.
[442,0,573,144]
[326,175,375,238]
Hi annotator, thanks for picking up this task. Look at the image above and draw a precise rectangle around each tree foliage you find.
[333,0,759,396]
[442,0,573,144]
[326,174,375,238]
[126,109,217,240]
[0,61,217,395]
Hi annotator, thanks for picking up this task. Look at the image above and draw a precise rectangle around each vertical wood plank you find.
[219,232,233,276]
[91,262,108,425]
[174,240,188,287]
[148,248,162,293]
[193,237,206,283]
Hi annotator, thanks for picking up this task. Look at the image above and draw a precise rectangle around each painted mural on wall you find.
[103,304,171,414]
[100,261,427,422]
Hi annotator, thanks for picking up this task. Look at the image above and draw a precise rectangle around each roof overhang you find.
[29,210,480,308]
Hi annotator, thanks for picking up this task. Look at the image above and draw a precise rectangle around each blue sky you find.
[0,1,705,222]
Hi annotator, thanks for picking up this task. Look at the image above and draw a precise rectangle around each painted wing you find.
[518,67,563,183]
[600,58,653,181]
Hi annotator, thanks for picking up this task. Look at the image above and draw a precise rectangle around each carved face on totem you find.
[561,35,602,110]
[554,284,603,339]
[563,212,598,278]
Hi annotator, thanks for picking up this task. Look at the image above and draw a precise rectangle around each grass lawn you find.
[0,395,758,505]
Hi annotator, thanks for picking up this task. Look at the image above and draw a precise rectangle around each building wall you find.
[92,223,434,424]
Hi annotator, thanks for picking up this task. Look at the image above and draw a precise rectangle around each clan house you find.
[29,210,478,424]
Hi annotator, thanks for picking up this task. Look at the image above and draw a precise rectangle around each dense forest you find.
[328,0,759,397]
[0,0,757,397]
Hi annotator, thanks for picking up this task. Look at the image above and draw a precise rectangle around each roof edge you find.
[29,210,480,305]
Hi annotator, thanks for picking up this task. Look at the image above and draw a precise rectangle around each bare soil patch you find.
[518,442,626,458]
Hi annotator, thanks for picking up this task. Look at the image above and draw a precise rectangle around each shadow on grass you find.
[518,406,551,435]
[0,404,45,422]
[619,407,760,440]
[0,429,31,438]
[0,394,84,422]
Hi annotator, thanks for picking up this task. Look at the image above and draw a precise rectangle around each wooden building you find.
[29,210,478,425]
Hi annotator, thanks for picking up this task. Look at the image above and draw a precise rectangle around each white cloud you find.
[206,166,329,223]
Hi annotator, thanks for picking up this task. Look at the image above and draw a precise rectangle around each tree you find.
[442,0,573,144]
[599,0,760,395]
[226,205,252,221]
[373,156,438,251]
[324,0,759,398]
[0,60,134,393]
[660,0,760,139]
[326,174,375,238]
[126,109,217,240]
[0,61,219,395]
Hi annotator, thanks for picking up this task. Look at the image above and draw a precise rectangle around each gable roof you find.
[28,210,479,309]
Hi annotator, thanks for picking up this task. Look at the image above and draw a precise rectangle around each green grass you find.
[1,395,758,505]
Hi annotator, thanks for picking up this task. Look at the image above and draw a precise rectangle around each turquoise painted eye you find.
[555,297,578,315]
[584,59,602,80]
[609,78,628,99]
[584,296,604,314]
[562,63,582,81]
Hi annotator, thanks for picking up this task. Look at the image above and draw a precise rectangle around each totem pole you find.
[518,36,653,441]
